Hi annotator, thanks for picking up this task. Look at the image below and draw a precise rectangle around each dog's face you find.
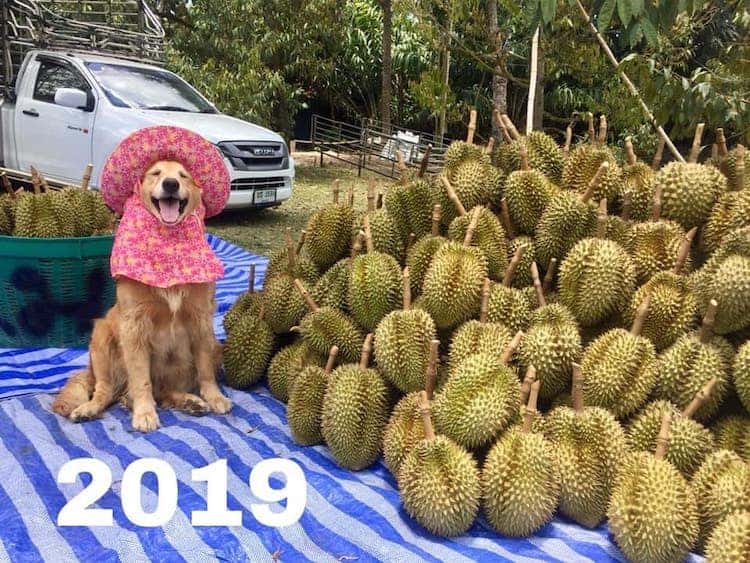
[140,160,201,226]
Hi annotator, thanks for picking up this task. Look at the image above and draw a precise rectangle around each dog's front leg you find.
[120,311,160,432]
[194,322,231,414]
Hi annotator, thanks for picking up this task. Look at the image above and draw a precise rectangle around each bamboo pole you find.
[526,26,541,134]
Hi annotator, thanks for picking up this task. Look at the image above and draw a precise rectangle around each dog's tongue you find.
[159,199,180,223]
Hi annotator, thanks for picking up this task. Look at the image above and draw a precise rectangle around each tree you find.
[379,0,393,131]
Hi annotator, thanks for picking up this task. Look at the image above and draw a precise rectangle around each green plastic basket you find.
[0,235,115,348]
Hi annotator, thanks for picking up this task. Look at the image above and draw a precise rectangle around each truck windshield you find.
[84,62,217,113]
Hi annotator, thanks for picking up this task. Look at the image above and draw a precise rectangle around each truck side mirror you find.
[54,88,92,111]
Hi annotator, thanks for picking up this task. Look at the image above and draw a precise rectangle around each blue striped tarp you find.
[0,235,701,562]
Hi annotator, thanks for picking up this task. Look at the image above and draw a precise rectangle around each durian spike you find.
[418,390,436,440]
[530,262,546,307]
[581,161,609,203]
[363,215,374,253]
[699,299,718,344]
[654,412,672,460]
[621,191,632,221]
[688,122,705,163]
[293,279,319,312]
[716,128,728,158]
[347,184,355,207]
[737,145,746,189]
[519,144,530,171]
[682,377,717,419]
[542,258,557,295]
[463,206,481,246]
[624,137,637,166]
[499,198,515,239]
[284,228,296,270]
[29,166,42,194]
[630,293,652,337]
[484,137,495,156]
[323,346,339,376]
[425,340,440,401]
[351,230,365,258]
[466,109,477,144]
[563,122,573,158]
[406,232,416,252]
[501,113,521,140]
[402,267,412,310]
[522,379,541,433]
[359,333,374,370]
[479,278,491,323]
[376,192,384,209]
[418,144,432,178]
[248,263,256,292]
[571,363,585,413]
[0,173,13,196]
[502,243,527,287]
[672,227,698,275]
[366,179,376,212]
[332,180,341,204]
[493,110,513,143]
[651,182,663,221]
[431,204,442,236]
[80,163,93,190]
[296,230,307,256]
[597,115,607,146]
[596,198,608,238]
[652,136,666,170]
[500,330,523,366]
[587,112,595,144]
[520,364,537,405]
[441,175,467,216]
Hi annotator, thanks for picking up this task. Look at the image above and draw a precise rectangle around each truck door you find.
[15,56,95,184]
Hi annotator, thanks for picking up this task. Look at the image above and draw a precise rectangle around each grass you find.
[206,153,391,256]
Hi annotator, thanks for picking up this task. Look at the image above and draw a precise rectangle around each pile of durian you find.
[0,167,114,237]
[223,112,750,562]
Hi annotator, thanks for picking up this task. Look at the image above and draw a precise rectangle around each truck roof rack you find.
[2,0,164,97]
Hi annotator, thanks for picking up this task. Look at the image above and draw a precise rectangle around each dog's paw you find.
[205,393,232,415]
[132,408,160,432]
[180,394,210,417]
[70,401,102,422]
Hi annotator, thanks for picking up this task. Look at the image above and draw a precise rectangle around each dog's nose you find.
[162,178,180,194]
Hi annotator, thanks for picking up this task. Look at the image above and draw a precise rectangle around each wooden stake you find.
[530,262,546,307]
[359,333,374,370]
[503,244,527,287]
[522,379,541,433]
[699,299,718,344]
[624,136,637,166]
[682,378,717,419]
[466,109,477,144]
[479,278,491,323]
[324,346,340,376]
[652,136,666,170]
[418,391,436,440]
[463,207,481,246]
[596,198,608,238]
[431,204,442,236]
[294,279,319,312]
[520,365,537,405]
[81,164,93,191]
[332,180,341,204]
[499,198,515,238]
[402,267,412,310]
[441,175,467,216]
[418,144,432,178]
[363,215,374,253]
[500,330,523,365]
[571,363,585,413]
[689,123,705,163]
[581,161,609,203]
[630,293,652,337]
[425,340,440,401]
[654,412,672,460]
[672,227,698,275]
[542,258,557,295]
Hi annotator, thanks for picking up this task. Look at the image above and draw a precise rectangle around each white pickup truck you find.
[0,50,294,209]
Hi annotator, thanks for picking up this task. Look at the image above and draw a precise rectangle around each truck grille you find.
[231,177,287,191]
[218,141,288,171]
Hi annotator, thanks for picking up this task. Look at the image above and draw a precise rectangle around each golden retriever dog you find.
[52,161,231,431]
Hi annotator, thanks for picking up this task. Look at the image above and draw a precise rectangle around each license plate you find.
[254,189,276,204]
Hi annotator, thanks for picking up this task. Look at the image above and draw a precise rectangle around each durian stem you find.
[33,166,50,193]
[431,204,442,236]
[598,115,608,146]
[654,412,672,460]
[402,267,412,310]
[621,191,632,222]
[571,363,585,413]
[377,192,384,209]
[624,137,637,166]
[672,227,698,275]
[441,175,467,216]
[520,365,537,405]
[351,231,364,258]
[563,122,573,158]
[285,228,296,270]
[484,137,495,156]
[652,136,666,170]
[324,346,340,376]
[258,304,266,322]
[699,299,718,344]
[499,198,515,239]
[359,333,374,370]
[347,185,355,208]
[248,263,256,293]
[395,149,407,174]
[519,144,530,171]
[425,340,440,401]
[651,183,663,221]
[366,180,376,212]
[463,207,481,246]
[466,109,477,144]
[500,331,523,366]
[503,243,527,287]
[418,144,432,178]
[737,145,746,189]
[332,180,341,204]
[689,123,705,164]
[418,391,435,440]
[296,231,307,257]
[682,377,717,419]
[81,164,93,191]
[530,262,546,307]
[711,143,718,161]
[501,114,521,140]
[716,128,728,159]
[630,293,652,337]
[493,110,513,143]
[479,278,491,323]
[596,198,608,238]
[0,173,13,196]
[293,279,319,312]
[363,215,374,253]
[522,379,541,433]
[587,112,596,144]
[542,258,557,295]
[29,166,42,194]
[581,161,609,204]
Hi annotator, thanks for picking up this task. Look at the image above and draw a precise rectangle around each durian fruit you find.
[436,158,494,228]
[347,216,402,331]
[267,341,321,403]
[503,144,558,234]
[704,510,750,563]
[608,413,699,563]
[223,306,275,389]
[541,364,627,528]
[733,341,750,413]
[627,379,718,477]
[692,448,750,547]
[312,254,354,312]
[364,180,406,262]
[621,227,698,351]
[580,294,657,418]
[486,245,532,333]
[557,201,636,327]
[304,181,357,270]
[493,118,564,183]
[13,178,50,237]
[374,267,437,393]
[703,188,750,254]
[0,173,17,235]
[405,204,447,296]
[223,264,263,334]
[654,300,731,422]
[321,334,391,470]
[421,208,488,330]
[287,346,339,446]
[398,391,481,536]
[446,278,513,375]
[383,340,440,475]
[443,177,508,280]
[383,174,433,243]
[718,143,748,191]
[432,331,522,450]
[294,279,364,363]
[482,380,560,537]
[622,136,656,221]
[518,264,581,400]
[443,115,485,170]
[265,229,319,281]
[712,415,750,461]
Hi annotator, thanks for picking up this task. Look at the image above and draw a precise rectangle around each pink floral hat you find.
[100,126,230,218]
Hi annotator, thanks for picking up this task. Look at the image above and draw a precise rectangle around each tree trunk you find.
[380,0,393,133]
[438,17,452,143]
[487,0,507,141]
